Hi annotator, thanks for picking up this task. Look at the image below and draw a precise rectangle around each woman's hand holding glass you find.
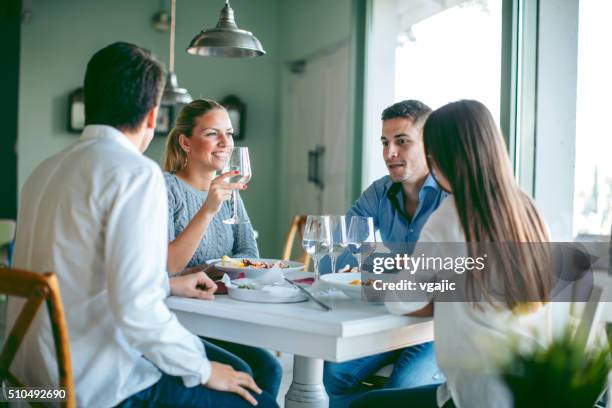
[202,169,247,217]
[220,147,252,224]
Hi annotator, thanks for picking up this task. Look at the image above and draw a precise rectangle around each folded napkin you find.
[293,277,314,285]
[214,280,228,295]
[252,262,285,284]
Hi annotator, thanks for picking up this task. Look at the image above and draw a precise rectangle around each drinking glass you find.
[301,215,331,281]
[221,147,252,225]
[328,215,348,274]
[347,216,376,273]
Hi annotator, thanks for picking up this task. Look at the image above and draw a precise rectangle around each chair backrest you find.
[282,215,311,271]
[0,267,75,408]
[573,284,606,350]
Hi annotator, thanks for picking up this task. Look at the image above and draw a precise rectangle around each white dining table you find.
[166,271,433,408]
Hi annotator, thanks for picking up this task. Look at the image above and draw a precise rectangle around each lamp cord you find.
[169,0,176,73]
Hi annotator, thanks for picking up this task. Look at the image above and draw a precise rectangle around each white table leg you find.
[285,355,329,408]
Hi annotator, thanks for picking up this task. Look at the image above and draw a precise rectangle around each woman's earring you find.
[182,155,188,169]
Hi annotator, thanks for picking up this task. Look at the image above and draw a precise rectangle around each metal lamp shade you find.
[186,2,265,58]
[162,72,192,105]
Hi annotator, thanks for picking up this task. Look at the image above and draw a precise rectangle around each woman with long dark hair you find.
[351,100,553,408]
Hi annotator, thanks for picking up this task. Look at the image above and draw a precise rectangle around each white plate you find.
[210,258,304,278]
[319,272,363,300]
[227,279,308,303]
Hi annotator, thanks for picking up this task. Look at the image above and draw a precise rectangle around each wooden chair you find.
[282,215,311,271]
[0,219,16,267]
[0,267,75,408]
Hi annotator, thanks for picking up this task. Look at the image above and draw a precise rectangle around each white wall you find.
[533,0,579,241]
[277,0,354,242]
[362,0,398,188]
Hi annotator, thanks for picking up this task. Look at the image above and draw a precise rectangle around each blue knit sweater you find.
[164,172,259,267]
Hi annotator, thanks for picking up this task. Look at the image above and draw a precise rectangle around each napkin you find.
[220,273,234,287]
[252,262,285,285]
[293,277,314,285]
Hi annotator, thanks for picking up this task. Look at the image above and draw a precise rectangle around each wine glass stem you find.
[313,258,320,281]
[231,190,238,221]
[356,254,362,274]
[330,255,337,274]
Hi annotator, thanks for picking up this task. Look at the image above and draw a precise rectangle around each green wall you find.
[18,0,356,259]
[276,0,354,244]
[18,0,282,256]
[279,0,352,61]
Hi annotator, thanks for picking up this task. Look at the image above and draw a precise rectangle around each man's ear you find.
[145,106,158,130]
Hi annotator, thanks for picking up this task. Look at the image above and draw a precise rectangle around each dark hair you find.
[423,100,552,311]
[163,99,226,172]
[84,42,165,132]
[381,100,432,124]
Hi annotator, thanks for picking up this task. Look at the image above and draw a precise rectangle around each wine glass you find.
[347,216,376,273]
[301,215,331,281]
[328,215,348,274]
[221,147,252,225]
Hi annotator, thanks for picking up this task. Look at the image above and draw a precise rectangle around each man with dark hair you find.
[323,100,446,408]
[7,42,277,408]
[83,42,165,132]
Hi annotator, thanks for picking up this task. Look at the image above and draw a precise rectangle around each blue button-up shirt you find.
[352,174,446,243]
[324,174,447,272]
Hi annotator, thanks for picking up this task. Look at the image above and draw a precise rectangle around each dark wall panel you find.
[0,0,20,219]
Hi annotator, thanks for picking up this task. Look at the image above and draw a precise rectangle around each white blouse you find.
[386,196,552,408]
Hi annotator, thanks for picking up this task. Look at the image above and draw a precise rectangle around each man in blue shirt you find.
[323,100,447,408]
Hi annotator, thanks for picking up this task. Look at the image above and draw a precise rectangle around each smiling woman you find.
[163,99,230,174]
[161,99,255,274]
[160,99,283,399]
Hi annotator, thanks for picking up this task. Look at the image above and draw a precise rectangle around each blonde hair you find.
[162,99,225,172]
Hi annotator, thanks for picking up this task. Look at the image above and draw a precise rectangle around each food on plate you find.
[220,256,289,269]
[221,255,244,268]
[349,279,375,286]
[236,283,259,290]
[242,259,289,269]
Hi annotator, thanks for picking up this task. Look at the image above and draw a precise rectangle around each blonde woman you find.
[163,99,258,274]
[162,99,282,399]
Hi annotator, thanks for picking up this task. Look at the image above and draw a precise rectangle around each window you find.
[573,0,612,238]
[395,0,502,119]
[362,0,504,187]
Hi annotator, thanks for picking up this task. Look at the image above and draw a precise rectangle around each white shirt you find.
[7,125,212,408]
[386,196,552,408]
